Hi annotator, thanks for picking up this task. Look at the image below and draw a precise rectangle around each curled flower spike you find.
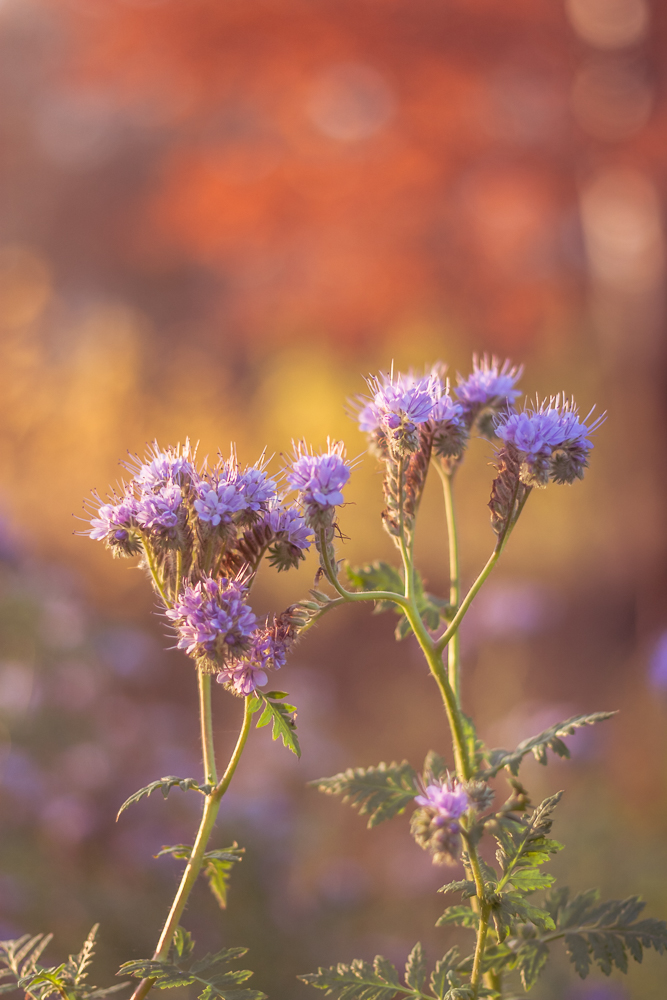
[216,627,289,696]
[495,395,605,487]
[286,439,352,529]
[166,576,258,665]
[456,355,523,436]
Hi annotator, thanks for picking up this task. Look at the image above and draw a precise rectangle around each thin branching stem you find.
[141,541,171,609]
[436,464,461,701]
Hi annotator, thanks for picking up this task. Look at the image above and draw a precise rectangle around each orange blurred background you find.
[0,1,665,998]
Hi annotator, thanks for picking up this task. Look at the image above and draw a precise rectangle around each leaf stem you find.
[198,669,217,786]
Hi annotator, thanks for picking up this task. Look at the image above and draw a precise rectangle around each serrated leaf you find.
[346,561,404,612]
[481,712,616,779]
[254,693,300,757]
[172,928,194,961]
[404,943,425,992]
[564,933,591,978]
[422,751,448,784]
[429,949,459,1000]
[298,955,403,999]
[509,870,555,892]
[116,777,208,820]
[515,943,549,990]
[311,761,418,828]
[438,880,477,899]
[436,906,479,930]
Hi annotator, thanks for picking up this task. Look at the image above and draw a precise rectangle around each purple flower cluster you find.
[456,355,523,410]
[216,629,287,696]
[166,576,258,660]
[356,367,465,455]
[88,491,138,548]
[287,440,351,527]
[496,396,604,486]
[415,778,470,821]
[264,503,313,550]
[194,458,278,527]
[135,484,182,533]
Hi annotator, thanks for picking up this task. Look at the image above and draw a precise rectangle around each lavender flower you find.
[166,576,258,662]
[135,483,183,536]
[88,491,140,555]
[264,503,313,551]
[411,776,470,865]
[429,384,467,460]
[457,355,523,409]
[193,472,247,526]
[359,369,443,453]
[495,396,604,487]
[287,440,351,528]
[128,441,195,490]
[415,778,470,819]
[239,466,278,511]
[216,628,288,696]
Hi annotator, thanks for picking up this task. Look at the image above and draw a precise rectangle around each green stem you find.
[437,465,461,701]
[174,549,183,603]
[317,529,412,612]
[142,540,171,609]
[129,693,253,1000]
[198,669,217,785]
[396,457,414,601]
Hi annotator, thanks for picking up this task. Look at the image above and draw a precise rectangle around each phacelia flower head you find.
[193,468,247,527]
[411,776,470,866]
[216,627,288,696]
[264,501,313,570]
[127,440,195,491]
[429,383,467,461]
[456,355,523,436]
[87,490,140,556]
[286,439,351,528]
[360,367,443,454]
[135,483,183,537]
[495,395,605,487]
[166,576,258,663]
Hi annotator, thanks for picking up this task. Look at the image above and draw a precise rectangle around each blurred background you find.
[0,0,665,997]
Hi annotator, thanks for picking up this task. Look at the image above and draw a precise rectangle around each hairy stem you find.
[129,692,253,1000]
[141,541,171,609]
[436,465,461,701]
[317,529,412,611]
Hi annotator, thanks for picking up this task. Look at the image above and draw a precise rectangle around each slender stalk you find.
[141,541,171,608]
[316,529,412,612]
[436,465,461,700]
[174,549,183,603]
[129,692,253,1000]
[198,669,217,786]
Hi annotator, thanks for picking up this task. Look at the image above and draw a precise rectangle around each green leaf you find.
[155,845,245,910]
[311,761,418,828]
[508,869,555,893]
[254,692,300,757]
[438,880,477,899]
[404,944,425,993]
[119,946,266,1000]
[172,928,194,962]
[429,949,459,1000]
[543,887,667,979]
[116,777,209,820]
[298,955,403,999]
[515,942,549,991]
[481,712,616,779]
[422,751,448,784]
[436,906,480,930]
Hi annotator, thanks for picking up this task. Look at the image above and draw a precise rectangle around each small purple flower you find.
[217,661,269,696]
[166,576,258,661]
[264,503,313,550]
[360,369,443,451]
[194,473,247,526]
[456,355,523,410]
[239,466,278,511]
[88,492,137,543]
[496,396,604,486]
[129,441,194,490]
[135,484,183,534]
[415,778,470,821]
[287,440,351,525]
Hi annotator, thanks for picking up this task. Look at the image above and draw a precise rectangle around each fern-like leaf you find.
[481,712,616,779]
[312,761,418,828]
[116,777,209,820]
